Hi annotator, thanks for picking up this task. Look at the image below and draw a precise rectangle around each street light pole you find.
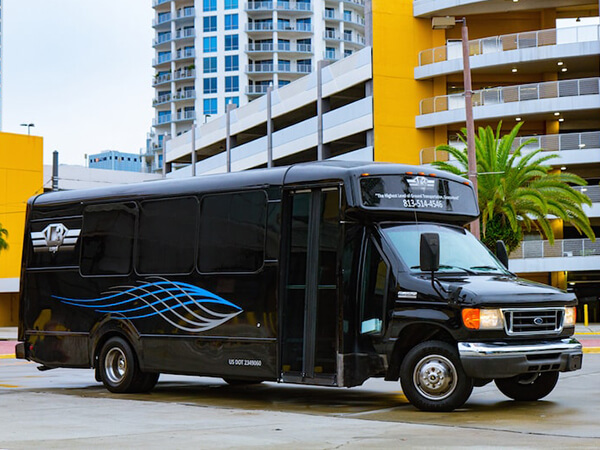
[458,18,480,239]
[20,123,35,135]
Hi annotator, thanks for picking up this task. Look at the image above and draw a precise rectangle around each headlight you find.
[462,308,504,330]
[564,307,576,327]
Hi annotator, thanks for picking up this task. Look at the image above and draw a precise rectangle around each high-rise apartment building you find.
[147,0,366,171]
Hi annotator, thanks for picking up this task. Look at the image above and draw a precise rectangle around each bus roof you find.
[31,161,472,208]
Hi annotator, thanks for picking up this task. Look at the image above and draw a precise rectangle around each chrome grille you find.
[503,308,564,335]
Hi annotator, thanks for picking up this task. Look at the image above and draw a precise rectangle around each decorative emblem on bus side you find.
[51,277,243,333]
[31,224,81,253]
[407,176,435,191]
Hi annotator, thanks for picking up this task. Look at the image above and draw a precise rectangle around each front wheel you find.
[400,340,473,412]
[98,337,159,393]
[495,372,559,401]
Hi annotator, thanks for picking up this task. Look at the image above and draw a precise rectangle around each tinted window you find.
[137,197,198,275]
[28,217,82,268]
[80,203,136,276]
[199,191,267,272]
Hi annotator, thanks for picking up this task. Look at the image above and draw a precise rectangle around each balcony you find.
[153,33,172,47]
[152,0,171,7]
[173,68,195,81]
[416,25,600,80]
[245,1,275,12]
[173,90,196,102]
[341,0,365,9]
[175,8,195,21]
[343,14,365,28]
[175,48,195,61]
[246,42,274,52]
[324,10,339,20]
[175,28,195,41]
[152,13,172,28]
[246,63,312,74]
[153,93,172,106]
[246,22,275,32]
[176,111,196,122]
[324,30,341,41]
[276,23,313,33]
[153,54,172,66]
[421,131,600,165]
[343,34,365,46]
[246,63,275,73]
[246,85,272,96]
[509,238,600,273]
[153,73,172,86]
[417,77,600,128]
[153,114,173,126]
[276,1,312,13]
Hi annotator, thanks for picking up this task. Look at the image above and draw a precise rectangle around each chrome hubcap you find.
[414,355,457,400]
[105,347,127,384]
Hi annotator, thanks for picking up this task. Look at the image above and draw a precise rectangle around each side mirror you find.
[420,233,440,272]
[496,240,509,269]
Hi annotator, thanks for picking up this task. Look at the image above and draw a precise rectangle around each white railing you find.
[245,1,274,10]
[175,49,195,60]
[153,93,172,105]
[246,85,271,95]
[153,54,172,65]
[344,15,365,26]
[277,1,312,12]
[419,25,600,66]
[324,30,340,40]
[510,239,600,259]
[246,22,274,31]
[420,131,600,164]
[344,34,365,45]
[153,114,172,125]
[247,42,274,52]
[246,63,275,73]
[324,50,338,60]
[420,77,600,115]
[277,23,313,32]
[324,10,338,20]
[153,33,172,45]
[173,90,196,101]
[173,69,195,80]
[342,0,365,7]
[175,28,195,39]
[176,111,196,121]
[575,185,600,203]
[176,8,194,19]
[153,73,171,85]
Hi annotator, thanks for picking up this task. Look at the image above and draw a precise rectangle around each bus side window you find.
[199,191,267,273]
[360,239,388,334]
[80,203,137,276]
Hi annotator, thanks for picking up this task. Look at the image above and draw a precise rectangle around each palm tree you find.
[0,223,8,254]
[432,122,595,253]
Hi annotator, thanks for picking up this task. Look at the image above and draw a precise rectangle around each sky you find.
[2,0,154,165]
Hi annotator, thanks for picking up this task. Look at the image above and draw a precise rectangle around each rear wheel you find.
[495,372,559,401]
[400,340,473,412]
[98,337,158,393]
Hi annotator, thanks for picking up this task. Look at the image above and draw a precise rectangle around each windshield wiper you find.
[470,265,504,273]
[438,265,477,275]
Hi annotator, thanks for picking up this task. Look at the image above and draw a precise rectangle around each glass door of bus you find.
[281,186,341,385]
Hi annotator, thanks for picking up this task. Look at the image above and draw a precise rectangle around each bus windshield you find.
[381,224,509,275]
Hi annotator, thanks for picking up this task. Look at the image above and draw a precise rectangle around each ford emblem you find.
[533,317,544,326]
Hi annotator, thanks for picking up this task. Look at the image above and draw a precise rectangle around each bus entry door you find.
[281,187,340,385]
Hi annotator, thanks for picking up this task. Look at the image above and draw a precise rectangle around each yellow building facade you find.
[0,132,44,326]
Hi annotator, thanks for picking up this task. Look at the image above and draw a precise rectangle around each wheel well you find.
[385,323,455,382]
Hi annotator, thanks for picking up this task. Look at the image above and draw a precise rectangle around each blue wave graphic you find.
[52,277,243,332]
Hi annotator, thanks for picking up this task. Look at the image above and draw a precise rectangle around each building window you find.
[203,16,217,32]
[225,97,240,109]
[203,98,218,115]
[203,77,217,94]
[203,0,216,12]
[224,34,239,51]
[225,55,239,71]
[203,56,217,73]
[225,76,239,92]
[224,13,238,30]
[203,36,217,53]
[224,0,238,10]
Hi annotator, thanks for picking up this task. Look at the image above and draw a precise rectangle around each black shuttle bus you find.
[16,161,582,411]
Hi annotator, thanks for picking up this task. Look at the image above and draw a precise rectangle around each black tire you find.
[495,371,559,401]
[98,337,158,393]
[400,340,473,412]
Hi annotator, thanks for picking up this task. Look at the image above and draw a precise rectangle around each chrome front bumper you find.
[458,338,583,379]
